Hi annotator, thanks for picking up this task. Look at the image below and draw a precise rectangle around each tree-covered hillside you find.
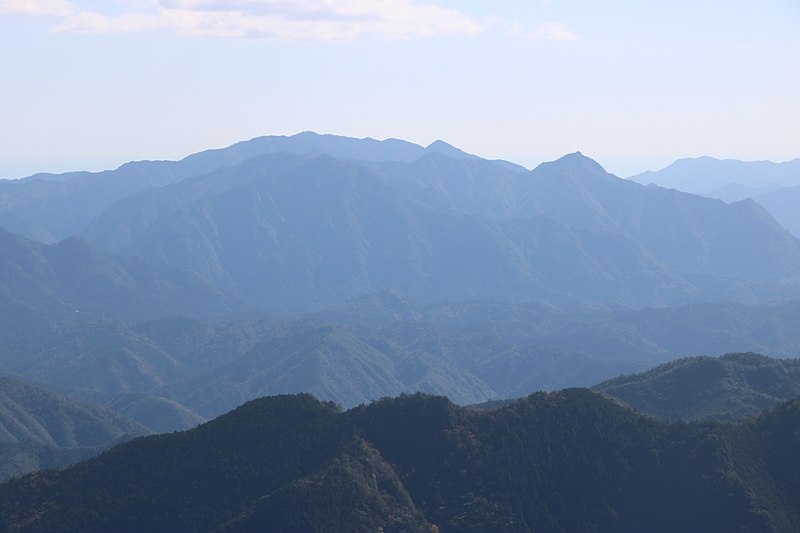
[596,352,800,421]
[1,391,798,532]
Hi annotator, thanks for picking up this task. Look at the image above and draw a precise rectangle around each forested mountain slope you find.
[596,352,800,421]
[2,391,798,532]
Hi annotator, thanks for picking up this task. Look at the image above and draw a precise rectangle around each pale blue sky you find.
[1,0,798,178]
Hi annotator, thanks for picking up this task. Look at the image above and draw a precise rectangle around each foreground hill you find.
[596,352,800,421]
[0,376,148,480]
[1,391,798,532]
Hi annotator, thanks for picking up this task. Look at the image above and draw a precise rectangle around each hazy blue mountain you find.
[0,375,148,480]
[630,158,800,237]
[375,150,800,282]
[318,294,800,361]
[752,185,800,237]
[0,161,198,243]
[2,391,798,532]
[705,182,783,203]
[596,352,800,421]
[0,132,520,243]
[0,227,245,322]
[81,150,800,312]
[5,135,800,311]
[515,153,800,282]
[183,131,485,168]
[629,156,800,194]
[67,391,207,434]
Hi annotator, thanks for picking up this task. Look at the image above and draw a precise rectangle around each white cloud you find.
[50,0,486,41]
[509,21,578,41]
[0,0,76,16]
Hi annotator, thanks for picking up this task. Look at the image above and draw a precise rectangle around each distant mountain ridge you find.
[0,227,245,322]
[629,156,800,194]
[629,156,800,237]
[74,148,800,312]
[2,133,799,313]
[0,132,522,243]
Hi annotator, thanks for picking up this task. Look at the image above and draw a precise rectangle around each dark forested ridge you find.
[1,390,798,532]
[595,352,800,421]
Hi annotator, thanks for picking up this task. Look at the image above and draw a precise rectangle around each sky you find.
[1,0,798,179]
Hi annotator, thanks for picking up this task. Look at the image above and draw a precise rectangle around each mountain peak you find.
[426,139,456,150]
[555,151,593,164]
[532,151,610,179]
[422,140,474,159]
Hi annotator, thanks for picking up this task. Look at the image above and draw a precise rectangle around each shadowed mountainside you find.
[596,352,800,421]
[1,391,798,532]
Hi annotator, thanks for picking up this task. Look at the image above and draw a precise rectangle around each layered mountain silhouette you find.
[2,287,799,426]
[61,143,800,312]
[2,133,800,454]
[2,132,799,314]
[0,227,244,321]
[753,186,800,237]
[1,390,798,532]
[0,132,515,243]
[630,156,800,237]
[629,156,800,194]
[0,375,147,480]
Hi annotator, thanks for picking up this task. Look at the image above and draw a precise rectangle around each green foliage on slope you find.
[1,390,798,532]
[596,352,800,421]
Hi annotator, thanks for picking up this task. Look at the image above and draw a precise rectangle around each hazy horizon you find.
[2,0,798,179]
[2,131,799,182]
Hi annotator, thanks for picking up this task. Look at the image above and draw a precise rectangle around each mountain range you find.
[2,133,799,315]
[1,132,799,513]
